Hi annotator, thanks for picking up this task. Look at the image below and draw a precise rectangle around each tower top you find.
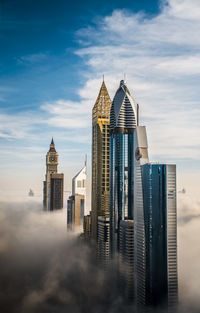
[110,79,137,132]
[49,137,56,152]
[92,80,111,120]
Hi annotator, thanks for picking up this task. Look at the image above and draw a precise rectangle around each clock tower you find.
[46,138,58,175]
[43,138,59,210]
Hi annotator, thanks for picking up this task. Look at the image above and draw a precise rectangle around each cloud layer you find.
[0,196,200,312]
[0,201,127,313]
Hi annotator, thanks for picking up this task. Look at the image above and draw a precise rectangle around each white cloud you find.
[41,99,91,129]
[74,0,200,161]
[1,0,200,196]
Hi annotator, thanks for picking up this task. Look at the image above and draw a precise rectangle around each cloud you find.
[0,196,200,312]
[0,201,128,313]
[74,0,200,161]
[1,0,200,196]
[178,194,200,224]
[41,99,91,129]
[17,53,48,64]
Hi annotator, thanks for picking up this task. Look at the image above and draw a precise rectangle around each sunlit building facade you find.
[91,80,111,241]
[67,162,86,230]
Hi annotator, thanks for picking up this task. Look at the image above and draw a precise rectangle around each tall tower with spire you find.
[110,80,137,255]
[91,79,112,241]
[43,138,63,211]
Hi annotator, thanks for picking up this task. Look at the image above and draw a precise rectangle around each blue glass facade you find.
[110,131,134,253]
[141,163,177,307]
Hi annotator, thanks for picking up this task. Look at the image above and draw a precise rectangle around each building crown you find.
[92,80,112,120]
[49,137,56,152]
[110,80,137,132]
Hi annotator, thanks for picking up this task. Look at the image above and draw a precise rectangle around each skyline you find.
[0,0,200,203]
[0,1,200,311]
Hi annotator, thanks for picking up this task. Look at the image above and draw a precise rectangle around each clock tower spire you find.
[43,138,59,210]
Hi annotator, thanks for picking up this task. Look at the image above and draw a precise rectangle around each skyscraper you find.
[50,173,64,211]
[134,126,178,307]
[43,138,64,211]
[67,162,87,230]
[110,80,137,254]
[140,163,178,308]
[91,80,111,241]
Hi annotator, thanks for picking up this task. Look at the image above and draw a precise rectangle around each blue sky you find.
[0,0,200,201]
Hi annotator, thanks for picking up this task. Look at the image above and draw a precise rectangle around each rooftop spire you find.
[92,80,111,120]
[49,137,56,152]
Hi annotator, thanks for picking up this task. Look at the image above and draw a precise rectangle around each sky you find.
[0,0,200,203]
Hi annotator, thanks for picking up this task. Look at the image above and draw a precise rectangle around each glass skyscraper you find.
[135,162,178,308]
[110,80,137,254]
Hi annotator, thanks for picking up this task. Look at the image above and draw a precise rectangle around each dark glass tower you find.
[110,80,137,254]
[135,163,178,308]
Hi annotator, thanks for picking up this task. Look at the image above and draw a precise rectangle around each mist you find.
[0,196,199,313]
[0,201,126,313]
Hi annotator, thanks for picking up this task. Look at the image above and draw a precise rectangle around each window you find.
[77,180,82,188]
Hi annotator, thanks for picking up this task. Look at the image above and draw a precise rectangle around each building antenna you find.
[103,74,104,82]
[124,73,126,81]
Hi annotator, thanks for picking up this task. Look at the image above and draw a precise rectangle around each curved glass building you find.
[110,80,137,254]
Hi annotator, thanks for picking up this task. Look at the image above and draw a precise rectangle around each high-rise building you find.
[50,173,64,211]
[134,148,178,307]
[67,162,86,230]
[134,125,178,308]
[43,139,64,211]
[97,215,110,268]
[142,163,178,308]
[67,194,85,230]
[91,80,111,241]
[119,220,134,301]
[110,80,137,255]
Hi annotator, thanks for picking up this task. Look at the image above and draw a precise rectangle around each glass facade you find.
[137,163,178,307]
[110,132,134,240]
[109,81,137,255]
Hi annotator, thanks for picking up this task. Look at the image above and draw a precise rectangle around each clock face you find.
[49,156,56,162]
